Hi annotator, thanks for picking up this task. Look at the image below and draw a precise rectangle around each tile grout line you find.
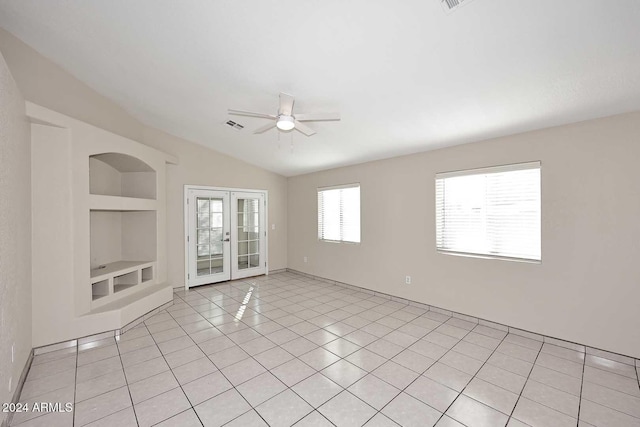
[291,269,640,364]
[200,273,640,426]
[251,280,414,425]
[137,319,209,426]
[68,341,135,426]
[184,276,410,425]
[205,294,297,427]
[506,340,544,425]
[168,291,238,425]
[32,276,556,422]
[309,302,434,426]
[531,351,640,419]
[326,306,480,424]
[573,366,640,399]
[115,272,628,427]
[217,277,520,425]
[207,282,342,426]
[576,349,587,427]
[244,276,349,426]
[114,333,140,427]
[285,275,503,424]
[167,290,276,427]
[72,344,78,427]
[14,350,78,426]
[309,297,433,425]
[427,325,510,426]
[18,276,276,426]
[9,358,76,426]
[511,348,638,425]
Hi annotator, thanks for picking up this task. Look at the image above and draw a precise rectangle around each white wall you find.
[0,27,143,141]
[0,51,31,424]
[0,28,288,293]
[289,112,640,359]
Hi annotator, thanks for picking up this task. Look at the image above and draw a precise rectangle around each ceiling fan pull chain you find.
[290,132,294,153]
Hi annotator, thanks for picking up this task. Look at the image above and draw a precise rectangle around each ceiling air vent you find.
[441,0,475,13]
[225,120,244,131]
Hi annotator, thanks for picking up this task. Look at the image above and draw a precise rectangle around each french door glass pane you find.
[197,230,209,245]
[210,199,223,212]
[237,197,260,271]
[211,228,222,242]
[211,213,223,227]
[238,255,248,270]
[247,228,259,240]
[197,199,209,211]
[238,241,248,256]
[211,242,223,256]
[250,255,260,268]
[196,196,225,276]
[198,213,210,228]
[196,259,210,276]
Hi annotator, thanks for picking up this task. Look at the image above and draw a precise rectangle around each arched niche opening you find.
[89,152,156,200]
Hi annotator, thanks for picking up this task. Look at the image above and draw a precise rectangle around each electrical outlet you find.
[304,256,308,263]
[405,276,411,285]
[271,224,276,230]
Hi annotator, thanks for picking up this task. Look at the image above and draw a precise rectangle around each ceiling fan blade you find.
[294,120,316,136]
[294,112,341,122]
[279,93,295,116]
[253,122,277,134]
[228,109,276,120]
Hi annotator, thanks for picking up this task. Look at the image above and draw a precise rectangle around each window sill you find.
[318,239,360,245]
[437,249,541,264]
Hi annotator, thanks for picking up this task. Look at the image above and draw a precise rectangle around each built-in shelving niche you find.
[89,210,157,305]
[91,279,109,301]
[89,151,160,307]
[89,153,157,200]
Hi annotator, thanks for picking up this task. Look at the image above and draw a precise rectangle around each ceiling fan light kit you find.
[276,115,295,131]
[229,92,340,137]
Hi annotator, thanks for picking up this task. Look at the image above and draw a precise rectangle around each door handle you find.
[223,238,230,242]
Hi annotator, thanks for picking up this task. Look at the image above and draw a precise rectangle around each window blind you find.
[435,162,541,261]
[318,184,360,243]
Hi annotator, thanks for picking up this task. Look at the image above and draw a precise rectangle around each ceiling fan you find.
[228,93,340,137]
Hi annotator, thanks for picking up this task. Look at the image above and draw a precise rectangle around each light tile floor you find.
[11,272,640,427]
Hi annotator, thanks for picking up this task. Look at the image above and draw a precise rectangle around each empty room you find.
[1,1,639,426]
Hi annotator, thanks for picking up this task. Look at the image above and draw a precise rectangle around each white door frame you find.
[184,185,269,290]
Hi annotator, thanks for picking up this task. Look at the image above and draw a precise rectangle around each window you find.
[318,184,360,243]
[435,162,541,261]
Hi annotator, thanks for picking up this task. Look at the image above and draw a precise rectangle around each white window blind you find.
[318,184,360,243]
[435,162,541,261]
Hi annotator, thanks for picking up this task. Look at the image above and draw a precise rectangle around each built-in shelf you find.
[90,261,156,308]
[89,194,157,211]
[141,266,153,283]
[90,209,157,285]
[27,103,175,348]
[114,270,138,291]
[91,260,154,281]
[92,279,109,301]
[89,151,161,308]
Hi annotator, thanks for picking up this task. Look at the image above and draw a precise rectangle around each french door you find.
[186,187,267,288]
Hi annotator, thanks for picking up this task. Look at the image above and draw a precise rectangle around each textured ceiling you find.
[1,0,639,176]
